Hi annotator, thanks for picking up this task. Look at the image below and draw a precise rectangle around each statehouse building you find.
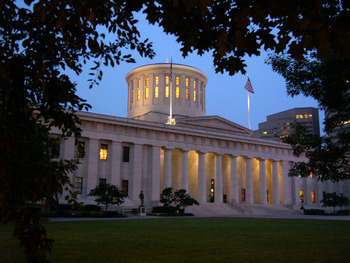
[55,63,349,214]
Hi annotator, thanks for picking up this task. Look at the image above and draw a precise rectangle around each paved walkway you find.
[48,214,350,222]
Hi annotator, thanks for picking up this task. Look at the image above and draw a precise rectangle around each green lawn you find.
[1,217,349,263]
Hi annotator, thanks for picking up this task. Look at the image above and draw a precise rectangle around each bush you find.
[336,210,349,215]
[152,206,178,214]
[304,209,325,215]
[83,204,101,211]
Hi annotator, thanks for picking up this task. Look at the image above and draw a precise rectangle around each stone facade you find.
[55,63,349,211]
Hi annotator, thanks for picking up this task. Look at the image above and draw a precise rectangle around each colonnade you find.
[159,147,291,206]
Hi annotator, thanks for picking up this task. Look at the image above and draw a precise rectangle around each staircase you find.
[186,203,300,216]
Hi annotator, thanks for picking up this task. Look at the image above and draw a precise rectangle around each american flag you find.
[169,58,173,82]
[244,77,254,94]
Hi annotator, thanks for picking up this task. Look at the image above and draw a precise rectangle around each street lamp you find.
[300,194,304,210]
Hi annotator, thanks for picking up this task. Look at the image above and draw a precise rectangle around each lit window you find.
[145,87,149,99]
[194,80,197,89]
[241,188,246,201]
[186,88,189,100]
[186,78,189,87]
[122,180,129,196]
[77,141,85,159]
[137,89,140,101]
[165,76,169,85]
[262,131,267,134]
[194,90,197,102]
[155,76,159,85]
[300,190,304,203]
[145,77,149,86]
[176,76,180,85]
[138,79,141,88]
[99,178,106,185]
[176,86,180,98]
[100,144,108,160]
[296,115,303,119]
[154,86,159,98]
[311,191,316,203]
[310,172,314,178]
[75,177,83,194]
[165,86,169,98]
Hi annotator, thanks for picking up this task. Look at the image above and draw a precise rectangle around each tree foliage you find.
[144,0,350,75]
[174,189,199,214]
[321,192,350,213]
[269,53,350,182]
[1,0,154,262]
[160,187,175,206]
[88,184,125,212]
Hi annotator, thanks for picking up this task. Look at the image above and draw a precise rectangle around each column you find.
[246,157,254,204]
[181,150,189,191]
[87,139,99,197]
[131,144,143,201]
[282,161,292,205]
[151,146,161,202]
[110,141,121,186]
[272,160,279,205]
[198,152,206,203]
[230,156,239,203]
[215,154,223,203]
[163,148,172,189]
[61,137,75,197]
[259,159,267,205]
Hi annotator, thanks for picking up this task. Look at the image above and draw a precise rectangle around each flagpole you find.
[169,55,173,121]
[247,90,251,130]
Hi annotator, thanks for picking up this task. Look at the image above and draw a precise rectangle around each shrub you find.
[83,204,101,211]
[152,206,178,214]
[304,209,325,215]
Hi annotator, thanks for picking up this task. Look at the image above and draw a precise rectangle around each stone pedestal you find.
[139,206,146,216]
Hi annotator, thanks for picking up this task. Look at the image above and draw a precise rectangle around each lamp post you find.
[300,194,304,210]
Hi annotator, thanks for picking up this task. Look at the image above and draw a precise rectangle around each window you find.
[186,77,189,87]
[154,76,159,85]
[99,178,106,185]
[123,146,130,162]
[176,86,180,98]
[165,75,170,85]
[137,89,140,101]
[75,177,83,194]
[131,83,134,103]
[77,141,85,159]
[176,76,180,85]
[300,190,304,203]
[100,144,108,160]
[52,138,60,158]
[145,77,149,86]
[311,191,316,203]
[193,80,197,102]
[122,180,129,196]
[165,86,169,98]
[186,88,189,100]
[138,79,141,88]
[145,87,149,99]
[241,188,246,201]
[154,86,159,98]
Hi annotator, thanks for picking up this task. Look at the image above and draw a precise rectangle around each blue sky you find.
[73,15,323,132]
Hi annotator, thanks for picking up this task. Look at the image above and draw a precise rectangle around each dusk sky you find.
[72,14,323,132]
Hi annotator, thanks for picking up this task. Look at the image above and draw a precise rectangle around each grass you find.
[1,217,349,263]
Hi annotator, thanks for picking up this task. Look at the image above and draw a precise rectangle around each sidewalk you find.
[48,214,350,222]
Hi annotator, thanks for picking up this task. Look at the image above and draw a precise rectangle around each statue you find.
[139,190,144,207]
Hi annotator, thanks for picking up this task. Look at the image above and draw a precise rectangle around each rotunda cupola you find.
[125,63,208,123]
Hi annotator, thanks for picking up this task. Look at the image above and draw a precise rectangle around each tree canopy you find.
[269,53,350,182]
[88,184,125,212]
